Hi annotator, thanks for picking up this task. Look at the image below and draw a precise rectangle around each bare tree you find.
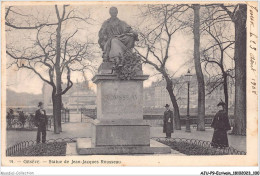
[220,4,247,135]
[157,3,206,130]
[202,18,235,116]
[192,4,206,131]
[186,3,231,131]
[136,4,189,130]
[5,5,96,133]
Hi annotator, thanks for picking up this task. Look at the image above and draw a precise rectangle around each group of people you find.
[7,108,26,128]
[8,6,232,148]
[7,102,48,144]
[10,100,231,148]
[163,101,231,148]
[97,6,232,148]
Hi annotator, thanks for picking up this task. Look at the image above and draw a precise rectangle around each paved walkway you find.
[69,113,82,122]
[6,121,246,152]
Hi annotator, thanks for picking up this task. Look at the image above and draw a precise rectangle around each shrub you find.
[12,142,67,156]
[160,140,232,155]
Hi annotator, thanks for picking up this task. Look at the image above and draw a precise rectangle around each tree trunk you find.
[223,73,229,116]
[55,18,62,133]
[52,95,59,134]
[193,4,205,131]
[164,75,181,130]
[232,5,247,135]
[57,95,62,132]
[55,71,62,133]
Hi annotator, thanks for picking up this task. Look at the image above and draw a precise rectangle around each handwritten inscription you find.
[249,5,258,95]
[251,79,257,95]
[250,53,256,73]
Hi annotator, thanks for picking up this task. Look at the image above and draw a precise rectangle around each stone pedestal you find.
[91,120,150,147]
[93,73,148,120]
[76,62,171,155]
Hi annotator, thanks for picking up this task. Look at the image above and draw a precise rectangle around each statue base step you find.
[76,138,171,155]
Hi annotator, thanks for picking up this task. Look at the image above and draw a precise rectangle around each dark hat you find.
[165,104,170,107]
[217,101,226,107]
[38,102,43,107]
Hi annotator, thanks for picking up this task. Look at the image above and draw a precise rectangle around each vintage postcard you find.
[1,1,258,168]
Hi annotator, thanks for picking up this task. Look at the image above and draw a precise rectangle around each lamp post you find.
[185,69,192,132]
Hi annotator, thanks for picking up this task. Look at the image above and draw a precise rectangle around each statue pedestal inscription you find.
[76,63,171,155]
[76,6,170,155]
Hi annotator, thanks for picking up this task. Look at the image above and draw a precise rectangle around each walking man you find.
[35,102,48,143]
[163,104,174,138]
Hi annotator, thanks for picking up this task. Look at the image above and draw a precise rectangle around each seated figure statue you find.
[98,7,139,64]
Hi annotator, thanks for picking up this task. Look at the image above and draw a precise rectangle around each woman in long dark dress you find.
[211,101,231,148]
[163,104,174,138]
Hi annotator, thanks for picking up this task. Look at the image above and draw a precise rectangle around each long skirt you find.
[211,129,229,148]
[165,122,173,133]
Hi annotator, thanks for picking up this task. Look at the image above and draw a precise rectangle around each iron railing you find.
[152,137,246,155]
[6,137,246,156]
[61,109,70,123]
[7,115,52,130]
[7,109,70,131]
[6,137,77,156]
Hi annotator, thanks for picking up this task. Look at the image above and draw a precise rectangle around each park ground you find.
[6,114,246,152]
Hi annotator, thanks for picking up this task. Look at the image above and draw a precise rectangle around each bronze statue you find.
[98,7,138,63]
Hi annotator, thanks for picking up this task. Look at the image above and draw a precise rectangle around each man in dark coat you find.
[211,101,231,148]
[163,104,174,138]
[35,102,48,143]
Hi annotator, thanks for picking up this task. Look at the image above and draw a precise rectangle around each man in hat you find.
[211,101,231,148]
[163,104,174,138]
[35,102,48,143]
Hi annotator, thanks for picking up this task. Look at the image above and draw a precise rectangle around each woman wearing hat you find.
[210,101,231,148]
[163,104,174,138]
[35,102,48,143]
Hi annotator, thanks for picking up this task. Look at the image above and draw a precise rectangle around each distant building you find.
[42,80,96,113]
[205,76,235,114]
[150,75,198,114]
[143,83,155,108]
[143,75,235,115]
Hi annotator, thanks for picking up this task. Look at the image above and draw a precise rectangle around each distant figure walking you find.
[35,102,48,143]
[163,104,174,138]
[211,101,231,148]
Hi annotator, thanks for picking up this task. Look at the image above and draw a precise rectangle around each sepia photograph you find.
[1,1,258,171]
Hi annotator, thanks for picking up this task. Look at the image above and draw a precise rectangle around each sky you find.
[4,3,233,95]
